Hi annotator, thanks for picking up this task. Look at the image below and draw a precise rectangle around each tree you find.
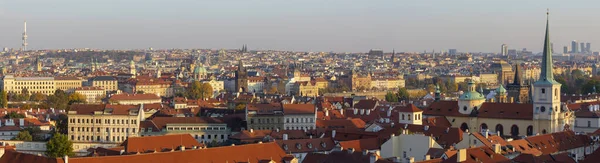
[186,81,213,100]
[582,79,600,94]
[45,90,69,110]
[385,92,398,102]
[54,114,69,134]
[0,91,7,108]
[45,133,74,157]
[4,112,25,118]
[29,93,46,102]
[67,92,86,105]
[397,87,410,101]
[13,130,32,141]
[426,84,436,93]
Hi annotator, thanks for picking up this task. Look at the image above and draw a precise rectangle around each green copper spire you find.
[537,9,559,84]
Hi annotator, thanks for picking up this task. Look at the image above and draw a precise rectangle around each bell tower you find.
[533,10,563,134]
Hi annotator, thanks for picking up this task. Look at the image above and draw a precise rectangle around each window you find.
[463,106,467,111]
[540,106,546,112]
[402,114,405,120]
[541,88,545,94]
[588,121,591,127]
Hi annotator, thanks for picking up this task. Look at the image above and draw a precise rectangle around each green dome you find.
[194,66,207,74]
[496,85,507,94]
[460,91,485,100]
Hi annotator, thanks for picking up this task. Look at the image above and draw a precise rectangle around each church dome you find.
[459,80,485,101]
[194,66,207,74]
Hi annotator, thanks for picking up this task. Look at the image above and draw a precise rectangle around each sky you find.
[0,0,599,53]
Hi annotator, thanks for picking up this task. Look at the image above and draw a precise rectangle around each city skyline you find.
[1,0,599,53]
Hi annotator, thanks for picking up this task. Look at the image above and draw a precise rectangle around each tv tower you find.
[22,21,28,52]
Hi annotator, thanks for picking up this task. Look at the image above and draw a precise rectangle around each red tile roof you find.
[283,104,315,114]
[275,138,335,153]
[338,138,384,152]
[397,104,422,112]
[1,143,293,163]
[120,134,203,153]
[423,101,466,117]
[477,102,533,120]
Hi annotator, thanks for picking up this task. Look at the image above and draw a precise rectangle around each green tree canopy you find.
[0,91,7,108]
[4,112,25,119]
[45,133,74,157]
[67,92,86,105]
[187,81,214,100]
[385,92,398,102]
[13,130,32,141]
[397,87,410,101]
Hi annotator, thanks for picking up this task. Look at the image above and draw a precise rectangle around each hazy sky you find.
[0,0,599,53]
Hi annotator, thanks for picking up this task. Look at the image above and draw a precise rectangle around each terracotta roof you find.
[582,147,600,163]
[0,150,63,163]
[1,143,293,163]
[110,93,161,101]
[508,139,543,156]
[275,138,335,153]
[441,146,509,163]
[397,104,422,112]
[283,104,315,114]
[120,134,203,153]
[524,130,590,155]
[316,118,366,131]
[477,102,533,120]
[512,153,576,163]
[338,138,384,152]
[353,100,378,110]
[422,117,452,128]
[423,101,466,117]
[302,149,380,163]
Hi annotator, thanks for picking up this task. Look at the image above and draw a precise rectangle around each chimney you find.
[276,128,280,132]
[457,149,467,162]
[258,141,263,144]
[340,109,344,115]
[347,148,355,154]
[250,129,254,133]
[64,155,69,163]
[120,149,125,155]
[325,110,329,117]
[332,130,336,138]
[510,97,514,103]
[424,125,429,131]
[391,122,395,127]
[363,150,369,155]
[283,134,288,140]
[425,155,431,160]
[493,144,501,154]
[484,129,489,138]
[19,119,24,127]
[370,154,378,163]
[407,157,414,163]
[180,145,185,151]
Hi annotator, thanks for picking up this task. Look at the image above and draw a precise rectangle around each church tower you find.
[458,79,486,115]
[35,57,42,72]
[129,60,136,77]
[533,10,563,134]
[495,85,507,103]
[235,60,248,92]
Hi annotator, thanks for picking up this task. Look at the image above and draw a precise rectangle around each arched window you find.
[541,88,545,94]
[463,106,467,111]
[511,125,519,137]
[496,124,504,136]
[402,114,405,120]
[542,129,547,134]
[480,123,488,131]
[408,114,411,120]
[555,88,558,97]
[460,123,469,132]
[540,106,546,112]
[527,126,533,136]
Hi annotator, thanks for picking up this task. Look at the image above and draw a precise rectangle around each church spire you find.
[513,62,522,85]
[538,9,557,83]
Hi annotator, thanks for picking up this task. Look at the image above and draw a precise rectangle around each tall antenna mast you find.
[22,21,28,52]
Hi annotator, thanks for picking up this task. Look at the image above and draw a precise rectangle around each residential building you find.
[67,104,145,143]
[140,117,230,143]
[246,103,284,130]
[282,104,317,130]
[1,75,82,95]
[380,132,443,161]
[74,86,106,104]
[90,76,118,93]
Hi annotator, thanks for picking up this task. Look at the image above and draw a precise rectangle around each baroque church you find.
[424,12,574,138]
